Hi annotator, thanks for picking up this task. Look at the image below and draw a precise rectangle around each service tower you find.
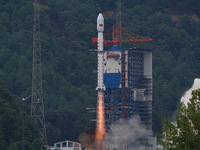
[93,13,155,149]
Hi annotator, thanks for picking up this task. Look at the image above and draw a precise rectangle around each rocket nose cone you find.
[97,13,104,22]
[97,13,104,32]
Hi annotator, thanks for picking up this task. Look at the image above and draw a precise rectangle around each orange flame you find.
[95,91,105,150]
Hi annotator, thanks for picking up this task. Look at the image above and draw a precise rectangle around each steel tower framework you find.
[104,0,123,129]
[93,1,154,148]
[92,1,155,149]
[31,0,47,141]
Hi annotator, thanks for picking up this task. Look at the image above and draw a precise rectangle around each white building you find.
[48,140,86,150]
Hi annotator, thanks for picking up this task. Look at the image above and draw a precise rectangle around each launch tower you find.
[93,13,155,149]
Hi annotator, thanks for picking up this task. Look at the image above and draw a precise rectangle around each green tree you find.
[0,81,45,150]
[161,89,200,150]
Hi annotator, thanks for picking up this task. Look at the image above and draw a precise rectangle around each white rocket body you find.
[96,13,106,91]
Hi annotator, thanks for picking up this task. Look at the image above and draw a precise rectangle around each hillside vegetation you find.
[0,81,44,149]
[0,0,200,146]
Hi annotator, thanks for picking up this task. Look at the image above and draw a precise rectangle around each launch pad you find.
[93,13,155,150]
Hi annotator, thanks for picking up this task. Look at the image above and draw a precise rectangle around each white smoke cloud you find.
[104,115,155,150]
[180,78,200,106]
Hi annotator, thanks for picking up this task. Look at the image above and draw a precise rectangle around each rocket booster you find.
[96,13,106,91]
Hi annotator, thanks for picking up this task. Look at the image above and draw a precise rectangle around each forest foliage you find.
[0,81,45,150]
[161,89,200,150]
[0,0,200,146]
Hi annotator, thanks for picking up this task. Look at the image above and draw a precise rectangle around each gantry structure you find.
[92,1,155,149]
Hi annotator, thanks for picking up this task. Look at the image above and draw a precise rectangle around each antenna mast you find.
[113,0,122,43]
[31,0,47,141]
[116,0,122,31]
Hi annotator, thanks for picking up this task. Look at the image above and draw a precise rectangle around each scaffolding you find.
[103,47,154,149]
[92,10,154,149]
[104,48,152,126]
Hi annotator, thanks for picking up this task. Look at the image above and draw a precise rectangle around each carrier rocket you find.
[96,13,106,91]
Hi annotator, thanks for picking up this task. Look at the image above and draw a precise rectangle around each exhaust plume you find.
[104,115,154,150]
[180,78,200,107]
[95,91,105,150]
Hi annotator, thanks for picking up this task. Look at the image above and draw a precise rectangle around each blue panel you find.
[111,46,121,51]
[104,73,120,88]
[105,46,121,51]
